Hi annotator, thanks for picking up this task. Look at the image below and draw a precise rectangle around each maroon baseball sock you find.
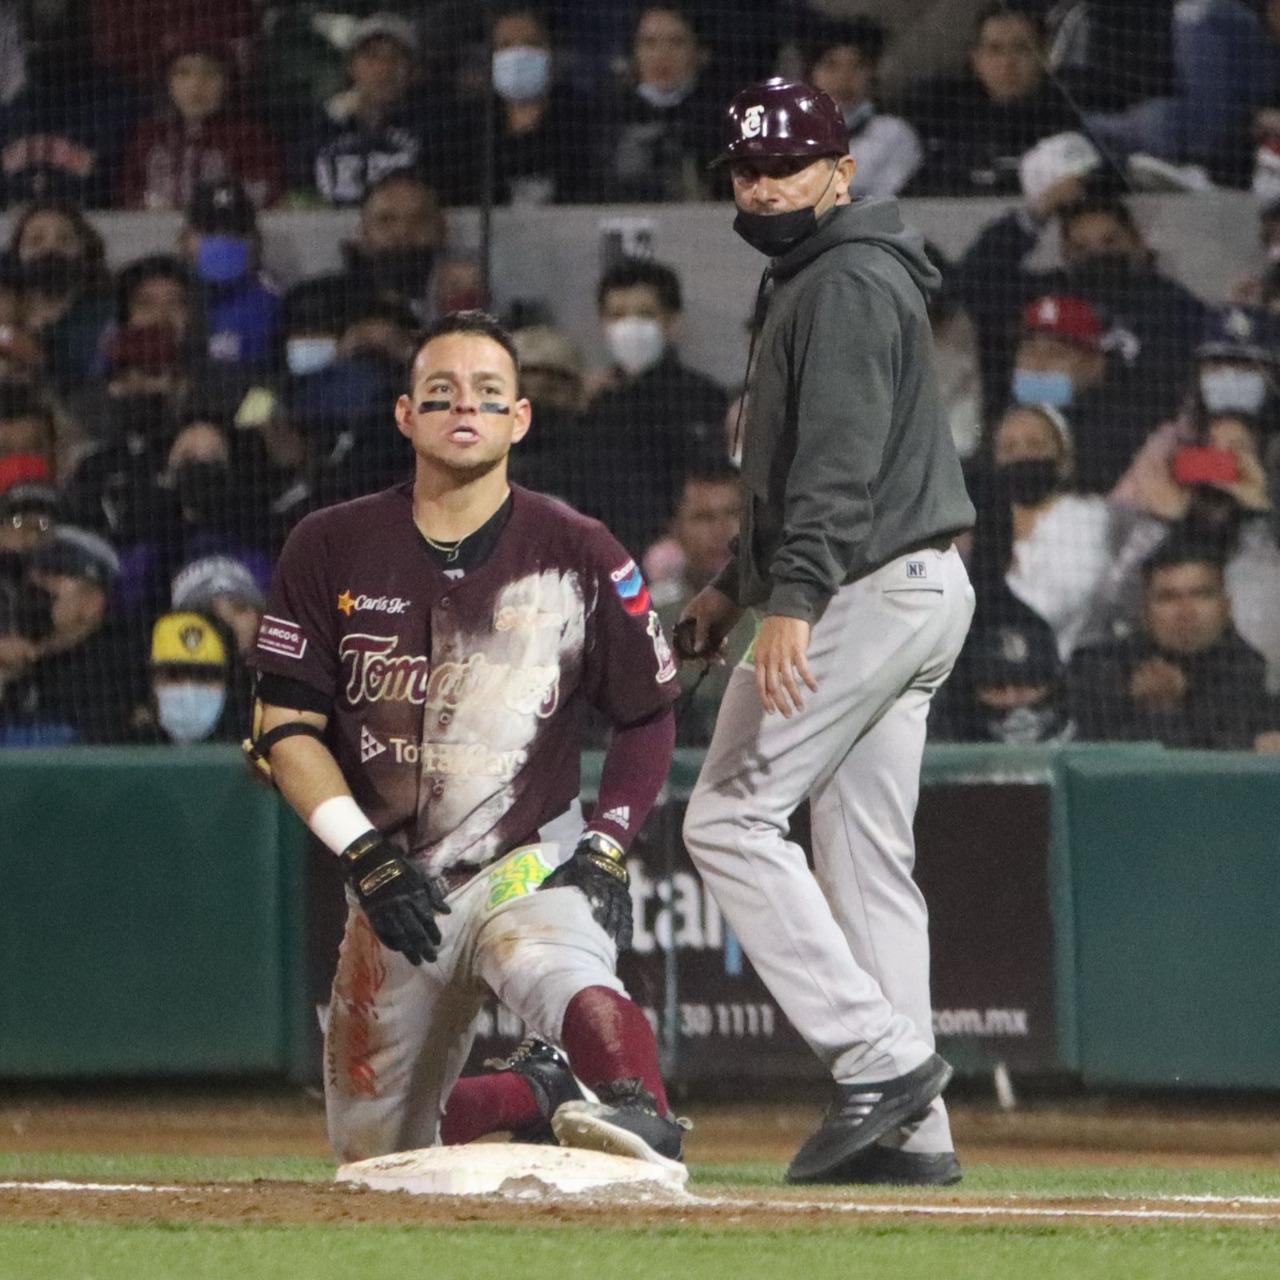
[560,986,669,1113]
[439,1072,540,1146]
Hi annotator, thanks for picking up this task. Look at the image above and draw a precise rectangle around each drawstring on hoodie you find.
[732,265,773,461]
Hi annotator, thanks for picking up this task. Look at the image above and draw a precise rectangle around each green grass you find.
[1,1221,1278,1280]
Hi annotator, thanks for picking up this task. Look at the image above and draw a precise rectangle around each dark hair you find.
[1059,194,1141,241]
[116,254,196,326]
[362,165,440,206]
[0,381,52,428]
[973,3,1044,41]
[1141,534,1226,584]
[633,3,705,45]
[597,257,682,314]
[801,15,887,71]
[8,199,107,279]
[677,452,740,503]
[406,310,520,391]
[492,2,553,39]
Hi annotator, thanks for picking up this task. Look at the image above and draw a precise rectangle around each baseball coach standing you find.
[678,80,976,1187]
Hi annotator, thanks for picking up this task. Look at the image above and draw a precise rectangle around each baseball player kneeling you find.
[248,311,686,1171]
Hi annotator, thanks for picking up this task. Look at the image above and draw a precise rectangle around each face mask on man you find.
[156,682,226,743]
[107,392,173,441]
[1011,368,1074,408]
[636,79,696,109]
[733,161,838,258]
[286,336,338,377]
[493,46,551,102]
[174,461,230,524]
[1199,367,1268,415]
[363,246,436,293]
[1066,252,1138,291]
[605,316,666,375]
[19,252,84,294]
[997,457,1060,506]
[195,236,252,286]
[983,696,1069,744]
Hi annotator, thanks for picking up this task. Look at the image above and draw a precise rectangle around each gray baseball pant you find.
[683,546,974,1154]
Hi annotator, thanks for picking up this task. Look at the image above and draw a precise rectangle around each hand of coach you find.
[677,586,817,717]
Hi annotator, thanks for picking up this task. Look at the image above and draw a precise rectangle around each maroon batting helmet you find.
[711,78,848,168]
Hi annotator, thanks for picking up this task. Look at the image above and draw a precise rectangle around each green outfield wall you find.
[1,744,1276,1089]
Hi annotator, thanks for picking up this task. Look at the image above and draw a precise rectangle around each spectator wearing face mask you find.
[5,200,113,396]
[62,324,190,544]
[177,180,280,368]
[337,168,482,327]
[932,602,1075,745]
[580,257,727,554]
[1067,540,1280,752]
[143,609,246,744]
[115,254,204,360]
[1006,294,1153,492]
[800,16,921,199]
[593,4,725,202]
[505,323,592,509]
[955,191,1206,441]
[121,41,285,211]
[0,525,144,746]
[162,413,273,570]
[986,402,1116,660]
[449,4,586,206]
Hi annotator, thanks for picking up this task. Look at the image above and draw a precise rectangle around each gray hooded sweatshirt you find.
[714,198,974,623]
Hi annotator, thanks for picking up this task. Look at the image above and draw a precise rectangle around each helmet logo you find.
[741,105,766,138]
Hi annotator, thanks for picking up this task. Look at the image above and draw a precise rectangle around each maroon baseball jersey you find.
[253,483,679,877]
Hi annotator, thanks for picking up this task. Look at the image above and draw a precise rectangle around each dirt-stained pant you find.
[683,546,974,1154]
[325,817,623,1163]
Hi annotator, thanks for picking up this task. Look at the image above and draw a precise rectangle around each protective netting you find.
[0,1,1278,752]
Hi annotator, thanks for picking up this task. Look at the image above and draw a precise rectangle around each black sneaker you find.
[786,1053,954,1185]
[835,1146,963,1186]
[552,1078,690,1176]
[483,1038,583,1145]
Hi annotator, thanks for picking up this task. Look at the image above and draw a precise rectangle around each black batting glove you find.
[540,832,633,952]
[340,832,451,965]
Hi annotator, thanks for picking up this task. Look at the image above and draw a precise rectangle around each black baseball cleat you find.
[483,1037,583,1145]
[785,1053,954,1185]
[552,1078,690,1176]
[833,1146,963,1186]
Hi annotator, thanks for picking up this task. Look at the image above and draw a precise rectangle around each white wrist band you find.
[309,796,376,855]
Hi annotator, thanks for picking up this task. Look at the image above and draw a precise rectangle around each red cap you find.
[711,78,848,168]
[105,323,181,374]
[1020,295,1103,351]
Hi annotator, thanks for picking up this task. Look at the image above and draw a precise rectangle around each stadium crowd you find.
[0,1,1279,752]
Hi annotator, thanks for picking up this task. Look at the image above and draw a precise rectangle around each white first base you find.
[336,1142,689,1197]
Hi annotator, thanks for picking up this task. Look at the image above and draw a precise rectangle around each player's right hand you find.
[675,586,742,662]
[340,832,451,965]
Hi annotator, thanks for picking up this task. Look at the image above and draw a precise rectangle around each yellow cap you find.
[150,612,227,668]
